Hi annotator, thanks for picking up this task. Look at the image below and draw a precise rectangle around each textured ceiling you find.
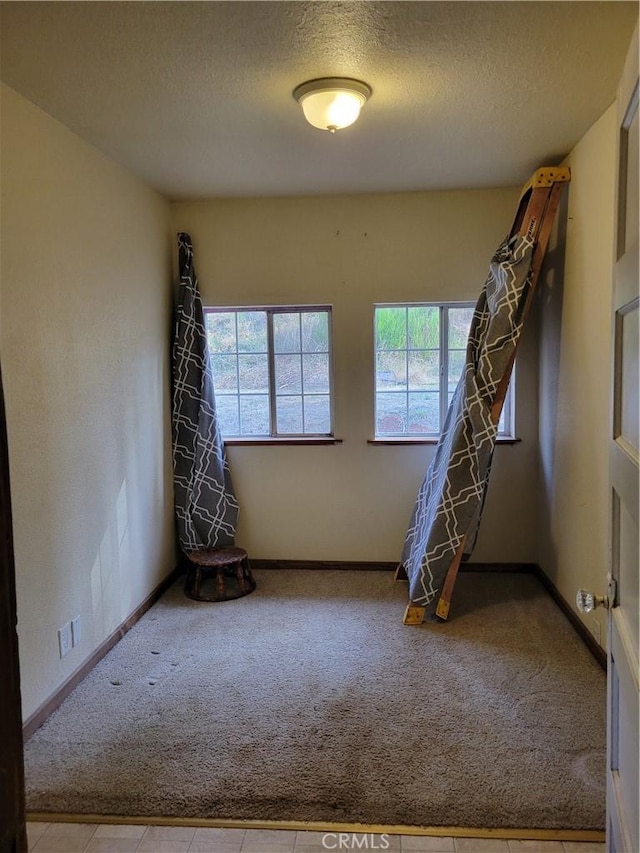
[1,1,637,199]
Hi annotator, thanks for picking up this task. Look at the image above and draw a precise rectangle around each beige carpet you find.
[24,570,606,829]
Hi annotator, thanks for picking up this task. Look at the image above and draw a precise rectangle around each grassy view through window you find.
[374,303,511,437]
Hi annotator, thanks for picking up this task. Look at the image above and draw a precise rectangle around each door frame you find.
[0,362,27,853]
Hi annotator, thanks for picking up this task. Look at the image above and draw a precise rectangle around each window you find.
[205,306,333,438]
[374,303,514,438]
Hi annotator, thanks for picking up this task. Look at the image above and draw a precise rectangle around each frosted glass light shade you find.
[293,78,371,133]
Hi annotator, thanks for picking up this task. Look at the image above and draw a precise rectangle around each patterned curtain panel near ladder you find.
[399,234,534,616]
[172,232,239,552]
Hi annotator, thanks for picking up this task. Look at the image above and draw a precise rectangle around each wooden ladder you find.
[399,166,571,626]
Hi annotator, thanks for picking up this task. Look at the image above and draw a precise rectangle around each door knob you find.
[576,589,611,613]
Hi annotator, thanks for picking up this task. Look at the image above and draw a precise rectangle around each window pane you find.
[238,354,269,392]
[275,354,302,394]
[448,350,466,390]
[303,353,329,393]
[207,312,236,353]
[408,392,440,433]
[239,395,269,435]
[408,350,439,391]
[276,395,303,434]
[447,375,463,404]
[301,312,329,353]
[237,311,267,353]
[215,396,240,435]
[303,395,331,433]
[448,306,474,348]
[273,312,301,353]
[210,354,238,392]
[376,392,407,435]
[376,351,407,389]
[408,306,439,349]
[376,307,407,350]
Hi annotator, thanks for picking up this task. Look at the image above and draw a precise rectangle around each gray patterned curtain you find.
[400,234,534,616]
[172,233,239,553]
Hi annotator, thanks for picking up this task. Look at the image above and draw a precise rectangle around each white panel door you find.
[607,20,639,853]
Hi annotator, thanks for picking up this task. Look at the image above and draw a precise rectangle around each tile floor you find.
[26,823,605,853]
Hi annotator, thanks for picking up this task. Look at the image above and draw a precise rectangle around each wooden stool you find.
[184,546,256,602]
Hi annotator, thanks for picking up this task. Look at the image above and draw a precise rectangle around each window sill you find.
[367,437,521,446]
[224,437,343,446]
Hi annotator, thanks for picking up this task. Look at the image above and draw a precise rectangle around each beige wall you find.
[171,189,541,564]
[0,84,176,719]
[537,104,618,649]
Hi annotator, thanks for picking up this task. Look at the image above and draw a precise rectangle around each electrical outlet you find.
[71,616,81,647]
[58,623,71,658]
[591,617,601,646]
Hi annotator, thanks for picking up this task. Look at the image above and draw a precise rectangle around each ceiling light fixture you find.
[293,77,372,133]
